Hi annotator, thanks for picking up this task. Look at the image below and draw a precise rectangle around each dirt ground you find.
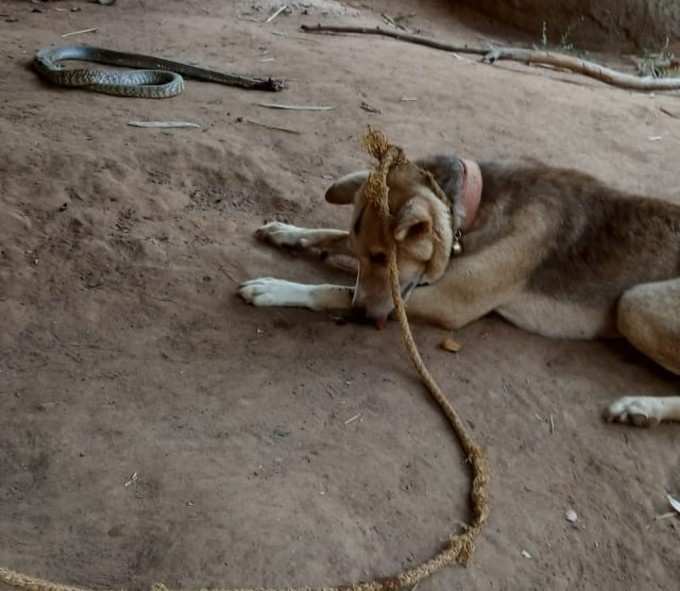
[1,1,679,590]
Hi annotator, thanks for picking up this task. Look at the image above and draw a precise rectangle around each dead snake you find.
[33,45,286,98]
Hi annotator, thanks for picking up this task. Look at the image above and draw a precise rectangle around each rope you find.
[0,129,489,591]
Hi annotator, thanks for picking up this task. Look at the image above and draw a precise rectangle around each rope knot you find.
[360,127,409,220]
[362,127,393,162]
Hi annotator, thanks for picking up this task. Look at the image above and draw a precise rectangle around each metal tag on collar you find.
[452,228,463,256]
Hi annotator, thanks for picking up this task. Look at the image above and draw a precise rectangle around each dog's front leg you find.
[239,278,353,311]
[255,221,352,256]
[604,396,680,426]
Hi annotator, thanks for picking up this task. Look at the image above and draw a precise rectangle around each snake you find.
[33,45,286,98]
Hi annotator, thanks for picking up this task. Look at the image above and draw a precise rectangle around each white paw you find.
[255,222,308,249]
[238,277,310,308]
[603,396,663,427]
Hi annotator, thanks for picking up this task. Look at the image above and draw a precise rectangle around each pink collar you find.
[460,159,483,232]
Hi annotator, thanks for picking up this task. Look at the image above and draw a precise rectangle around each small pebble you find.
[566,509,578,523]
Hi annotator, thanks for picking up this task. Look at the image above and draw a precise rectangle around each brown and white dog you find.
[239,153,680,427]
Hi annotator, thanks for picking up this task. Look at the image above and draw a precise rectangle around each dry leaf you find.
[440,337,462,353]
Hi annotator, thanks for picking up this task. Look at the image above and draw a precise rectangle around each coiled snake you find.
[33,45,286,98]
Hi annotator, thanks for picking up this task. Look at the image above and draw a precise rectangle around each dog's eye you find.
[409,222,429,237]
[369,252,388,266]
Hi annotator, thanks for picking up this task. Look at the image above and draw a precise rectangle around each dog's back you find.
[471,161,680,337]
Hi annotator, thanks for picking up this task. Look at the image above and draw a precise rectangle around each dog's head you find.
[326,156,461,325]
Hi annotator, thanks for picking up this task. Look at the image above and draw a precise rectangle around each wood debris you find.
[360,101,381,113]
[344,413,361,425]
[301,24,680,93]
[243,118,302,135]
[256,102,335,111]
[61,27,97,39]
[128,121,201,129]
[123,472,138,487]
[660,107,680,119]
[265,5,288,24]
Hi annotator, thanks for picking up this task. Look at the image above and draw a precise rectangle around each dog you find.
[239,152,680,427]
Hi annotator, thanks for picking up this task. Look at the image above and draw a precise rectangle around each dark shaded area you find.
[462,0,680,50]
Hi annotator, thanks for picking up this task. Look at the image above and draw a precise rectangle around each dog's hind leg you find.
[617,277,680,374]
[255,221,352,256]
[604,396,680,427]
[605,277,680,426]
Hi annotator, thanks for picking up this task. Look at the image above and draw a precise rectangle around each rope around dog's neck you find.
[363,127,490,566]
[0,130,489,591]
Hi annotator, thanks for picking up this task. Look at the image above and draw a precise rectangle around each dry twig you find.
[256,102,335,111]
[301,24,680,93]
[61,27,97,38]
[243,118,302,135]
[265,5,288,23]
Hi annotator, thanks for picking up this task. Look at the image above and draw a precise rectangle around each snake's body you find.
[33,45,285,98]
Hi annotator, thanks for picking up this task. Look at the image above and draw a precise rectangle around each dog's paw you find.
[255,222,308,249]
[239,277,309,308]
[603,396,663,427]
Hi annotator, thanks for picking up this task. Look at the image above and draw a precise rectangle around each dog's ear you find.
[394,199,432,242]
[325,171,370,205]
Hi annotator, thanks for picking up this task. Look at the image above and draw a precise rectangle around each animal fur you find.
[240,153,680,427]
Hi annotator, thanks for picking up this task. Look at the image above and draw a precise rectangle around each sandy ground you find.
[1,1,679,590]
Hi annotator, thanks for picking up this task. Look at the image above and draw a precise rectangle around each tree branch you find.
[300,24,680,93]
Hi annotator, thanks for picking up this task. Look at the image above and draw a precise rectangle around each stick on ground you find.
[301,24,680,93]
[61,27,98,38]
[266,5,288,23]
[243,118,302,135]
[256,102,335,111]
[127,121,201,129]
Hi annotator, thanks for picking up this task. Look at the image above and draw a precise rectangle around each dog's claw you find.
[603,397,663,428]
[238,277,313,309]
[255,221,306,249]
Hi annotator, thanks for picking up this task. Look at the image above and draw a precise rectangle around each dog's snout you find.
[350,303,390,330]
